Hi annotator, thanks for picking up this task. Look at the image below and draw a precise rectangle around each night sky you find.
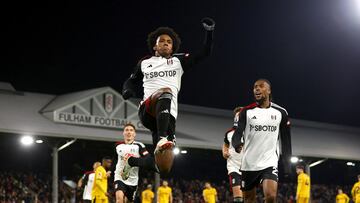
[2,0,360,127]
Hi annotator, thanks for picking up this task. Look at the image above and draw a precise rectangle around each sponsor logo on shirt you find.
[249,124,277,132]
[144,70,177,79]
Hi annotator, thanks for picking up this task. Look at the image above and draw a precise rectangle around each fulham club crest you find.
[167,59,173,65]
[105,93,114,113]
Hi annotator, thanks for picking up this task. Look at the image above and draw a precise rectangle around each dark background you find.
[2,0,360,127]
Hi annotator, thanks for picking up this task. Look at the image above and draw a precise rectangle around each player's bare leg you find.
[115,190,132,203]
[115,190,125,203]
[262,179,277,203]
[243,188,256,203]
[233,185,243,202]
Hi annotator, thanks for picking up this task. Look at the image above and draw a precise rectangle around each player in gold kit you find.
[351,175,360,203]
[296,165,310,203]
[92,157,112,203]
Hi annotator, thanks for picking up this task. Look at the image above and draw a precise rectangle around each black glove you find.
[201,17,215,31]
[122,89,134,100]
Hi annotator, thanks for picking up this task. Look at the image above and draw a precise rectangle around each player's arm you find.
[112,144,121,176]
[77,178,82,188]
[345,194,350,203]
[139,143,150,157]
[77,174,85,188]
[180,17,215,71]
[203,190,207,202]
[222,143,230,159]
[231,110,246,153]
[222,131,231,159]
[157,189,160,203]
[127,143,159,173]
[122,60,144,100]
[215,189,218,202]
[169,188,173,203]
[351,184,356,201]
[151,191,155,201]
[280,110,292,176]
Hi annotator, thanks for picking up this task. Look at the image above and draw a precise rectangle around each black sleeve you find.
[180,29,214,71]
[111,143,119,174]
[280,111,292,175]
[133,142,149,157]
[231,109,247,152]
[122,61,144,100]
[82,174,89,187]
[224,132,230,145]
[138,143,149,157]
[224,128,235,145]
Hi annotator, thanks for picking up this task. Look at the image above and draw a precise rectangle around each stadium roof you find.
[0,82,359,160]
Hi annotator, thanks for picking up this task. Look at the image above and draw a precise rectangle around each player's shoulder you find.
[225,127,235,135]
[133,141,146,148]
[300,173,308,178]
[242,103,258,111]
[116,141,125,146]
[84,170,94,175]
[97,165,105,172]
[138,55,153,64]
[95,166,101,173]
[172,53,190,60]
[116,141,126,149]
[271,102,288,115]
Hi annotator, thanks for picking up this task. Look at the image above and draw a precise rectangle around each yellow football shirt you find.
[352,181,360,203]
[203,187,217,203]
[142,189,154,203]
[336,193,350,203]
[296,172,311,198]
[157,186,172,203]
[92,166,108,200]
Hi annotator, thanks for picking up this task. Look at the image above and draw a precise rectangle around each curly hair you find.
[147,27,181,55]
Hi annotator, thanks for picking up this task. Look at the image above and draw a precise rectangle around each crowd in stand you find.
[0,172,74,203]
[134,179,354,203]
[0,171,355,203]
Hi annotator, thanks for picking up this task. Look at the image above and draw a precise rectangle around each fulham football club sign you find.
[41,87,145,130]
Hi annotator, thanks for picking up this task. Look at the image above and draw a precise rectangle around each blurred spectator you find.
[0,171,355,203]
